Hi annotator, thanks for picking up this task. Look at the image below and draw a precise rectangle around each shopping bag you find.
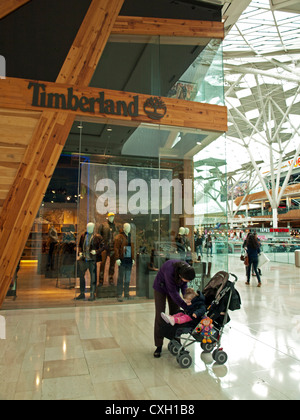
[258,252,269,268]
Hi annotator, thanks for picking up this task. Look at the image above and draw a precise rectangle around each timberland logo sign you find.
[27,82,167,120]
[143,97,167,120]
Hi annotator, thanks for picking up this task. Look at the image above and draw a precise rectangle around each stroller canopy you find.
[203,271,229,306]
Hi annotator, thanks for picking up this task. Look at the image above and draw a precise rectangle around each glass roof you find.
[195,0,300,180]
[225,0,300,56]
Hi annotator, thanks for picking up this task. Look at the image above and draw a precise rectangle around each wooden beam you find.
[112,16,224,39]
[0,78,228,132]
[0,108,41,210]
[57,0,125,86]
[0,0,30,19]
[0,0,125,307]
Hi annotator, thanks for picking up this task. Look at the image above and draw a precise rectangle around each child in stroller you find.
[161,287,206,326]
[160,271,240,368]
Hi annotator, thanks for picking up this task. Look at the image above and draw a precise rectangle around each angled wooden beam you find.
[0,108,41,209]
[0,0,30,19]
[0,0,125,307]
[112,16,224,39]
[57,0,125,86]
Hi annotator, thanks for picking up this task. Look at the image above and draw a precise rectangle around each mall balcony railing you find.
[228,239,300,265]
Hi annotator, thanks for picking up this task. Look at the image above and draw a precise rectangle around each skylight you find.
[195,0,300,179]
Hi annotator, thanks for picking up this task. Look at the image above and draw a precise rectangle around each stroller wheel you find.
[168,340,181,356]
[177,353,192,369]
[213,349,228,365]
[201,342,214,353]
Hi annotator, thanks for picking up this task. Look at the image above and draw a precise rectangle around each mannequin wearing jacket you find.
[175,227,186,254]
[47,224,59,270]
[76,222,103,301]
[98,212,118,286]
[114,223,135,301]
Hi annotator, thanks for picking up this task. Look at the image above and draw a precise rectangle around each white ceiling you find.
[195,0,300,182]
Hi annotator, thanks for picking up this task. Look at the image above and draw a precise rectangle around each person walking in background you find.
[245,233,262,287]
[195,232,204,260]
[206,234,213,257]
[253,232,262,277]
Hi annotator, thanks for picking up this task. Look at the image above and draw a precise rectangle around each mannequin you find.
[98,212,118,286]
[76,222,103,301]
[47,224,58,270]
[184,228,191,251]
[114,223,135,301]
[175,226,186,254]
[184,227,193,265]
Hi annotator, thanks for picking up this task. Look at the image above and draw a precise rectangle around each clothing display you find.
[98,214,118,285]
[76,223,104,301]
[175,227,192,263]
[114,223,135,300]
[47,225,59,270]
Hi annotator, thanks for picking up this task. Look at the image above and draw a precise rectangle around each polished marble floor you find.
[0,255,300,400]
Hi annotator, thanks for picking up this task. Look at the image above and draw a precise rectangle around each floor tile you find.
[43,358,89,379]
[41,375,95,400]
[0,256,300,400]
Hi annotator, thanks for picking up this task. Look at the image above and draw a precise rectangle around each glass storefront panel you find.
[193,134,228,271]
[166,39,224,106]
[3,35,227,309]
[91,35,224,104]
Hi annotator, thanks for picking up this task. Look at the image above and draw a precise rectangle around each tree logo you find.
[143,97,167,120]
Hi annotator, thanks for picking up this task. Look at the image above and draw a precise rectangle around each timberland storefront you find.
[0,0,228,310]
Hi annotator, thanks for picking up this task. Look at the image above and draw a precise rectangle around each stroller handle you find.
[229,273,238,282]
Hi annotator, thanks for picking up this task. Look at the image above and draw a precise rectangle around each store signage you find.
[261,155,300,176]
[259,228,289,233]
[288,156,300,169]
[0,78,228,132]
[27,81,167,120]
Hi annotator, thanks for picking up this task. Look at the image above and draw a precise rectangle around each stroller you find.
[162,271,241,368]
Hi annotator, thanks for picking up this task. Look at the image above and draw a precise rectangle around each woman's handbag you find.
[244,255,249,266]
[258,252,269,268]
[240,254,245,261]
